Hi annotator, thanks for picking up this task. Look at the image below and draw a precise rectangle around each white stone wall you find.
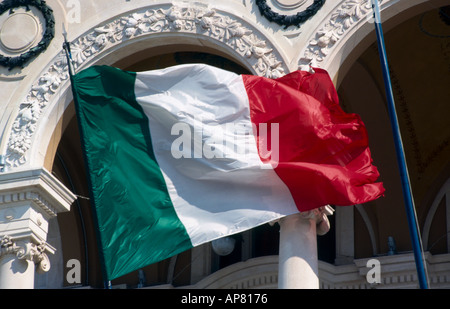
[1,0,444,172]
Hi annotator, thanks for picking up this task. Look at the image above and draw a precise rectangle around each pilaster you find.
[0,168,75,288]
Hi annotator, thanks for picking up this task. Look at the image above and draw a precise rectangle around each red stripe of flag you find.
[243,68,385,211]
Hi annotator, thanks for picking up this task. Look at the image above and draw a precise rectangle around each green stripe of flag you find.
[72,66,192,281]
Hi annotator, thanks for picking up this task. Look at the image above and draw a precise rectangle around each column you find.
[0,168,75,288]
[0,235,52,288]
[335,206,354,265]
[278,206,333,289]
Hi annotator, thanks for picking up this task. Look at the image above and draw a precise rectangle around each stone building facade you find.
[0,0,449,288]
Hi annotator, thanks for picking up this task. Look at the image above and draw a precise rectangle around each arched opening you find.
[337,5,450,257]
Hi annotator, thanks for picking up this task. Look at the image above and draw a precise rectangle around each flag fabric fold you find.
[71,63,384,280]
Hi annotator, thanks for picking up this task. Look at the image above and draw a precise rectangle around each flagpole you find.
[62,26,113,289]
[371,0,429,289]
[62,24,74,77]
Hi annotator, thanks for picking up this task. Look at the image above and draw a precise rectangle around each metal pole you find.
[371,0,429,289]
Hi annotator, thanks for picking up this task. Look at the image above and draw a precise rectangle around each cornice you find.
[0,168,75,216]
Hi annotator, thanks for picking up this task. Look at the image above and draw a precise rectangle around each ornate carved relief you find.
[298,0,385,70]
[0,235,51,273]
[4,4,286,169]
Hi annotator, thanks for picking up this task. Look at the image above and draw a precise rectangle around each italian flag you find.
[71,64,384,280]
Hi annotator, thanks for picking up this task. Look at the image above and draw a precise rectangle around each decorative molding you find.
[0,168,75,217]
[0,0,55,70]
[191,255,279,289]
[298,0,385,70]
[255,0,326,29]
[149,252,450,289]
[4,4,286,169]
[0,169,72,281]
[0,190,57,218]
[0,235,52,273]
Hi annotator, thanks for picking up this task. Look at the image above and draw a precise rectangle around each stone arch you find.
[306,0,450,258]
[355,205,378,255]
[423,178,450,251]
[3,3,288,170]
[298,0,450,84]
